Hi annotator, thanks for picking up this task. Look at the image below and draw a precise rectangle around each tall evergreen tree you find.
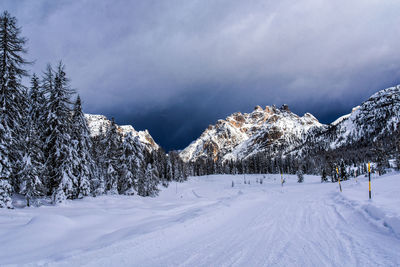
[144,163,159,197]
[43,62,76,202]
[118,133,139,195]
[0,11,30,196]
[91,127,106,196]
[102,118,121,194]
[339,161,348,181]
[297,169,304,183]
[19,75,46,206]
[71,95,94,198]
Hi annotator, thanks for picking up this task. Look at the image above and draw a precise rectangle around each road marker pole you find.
[368,162,371,199]
[280,171,283,187]
[336,167,342,192]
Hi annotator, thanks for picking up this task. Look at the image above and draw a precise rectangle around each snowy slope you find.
[180,105,325,162]
[331,106,360,126]
[330,85,400,149]
[1,173,400,266]
[85,114,160,152]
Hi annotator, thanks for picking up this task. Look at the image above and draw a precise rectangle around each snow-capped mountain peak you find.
[85,114,160,152]
[180,104,325,162]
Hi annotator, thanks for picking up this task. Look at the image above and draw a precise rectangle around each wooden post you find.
[368,162,371,199]
[336,166,342,192]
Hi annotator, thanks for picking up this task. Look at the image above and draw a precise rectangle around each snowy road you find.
[1,174,400,266]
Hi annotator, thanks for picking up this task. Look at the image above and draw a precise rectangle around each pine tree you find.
[144,163,159,197]
[19,76,46,206]
[91,128,106,196]
[71,95,95,198]
[297,169,304,183]
[0,11,30,196]
[118,133,137,195]
[102,118,121,194]
[339,161,348,181]
[43,62,76,202]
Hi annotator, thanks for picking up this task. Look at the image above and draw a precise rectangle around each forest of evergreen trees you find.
[0,11,187,208]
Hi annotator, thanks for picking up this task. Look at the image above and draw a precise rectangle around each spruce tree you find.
[19,75,46,206]
[71,95,94,198]
[0,11,30,196]
[131,136,146,192]
[91,127,106,196]
[144,163,159,197]
[339,161,348,181]
[118,133,137,195]
[297,169,304,183]
[43,62,76,202]
[102,118,121,194]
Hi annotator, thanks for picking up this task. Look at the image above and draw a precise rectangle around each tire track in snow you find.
[33,176,400,267]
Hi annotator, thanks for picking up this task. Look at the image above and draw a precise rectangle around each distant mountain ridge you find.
[180,104,325,162]
[85,114,160,152]
[180,85,400,163]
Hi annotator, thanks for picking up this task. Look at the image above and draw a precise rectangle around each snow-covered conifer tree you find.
[71,95,95,198]
[91,127,106,196]
[0,11,30,194]
[297,169,304,183]
[43,62,76,202]
[118,133,138,195]
[339,161,348,181]
[144,163,159,197]
[19,75,46,206]
[102,118,121,194]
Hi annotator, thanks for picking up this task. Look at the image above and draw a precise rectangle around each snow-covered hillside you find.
[1,172,400,266]
[85,114,160,152]
[331,106,360,126]
[330,85,400,149]
[296,84,400,157]
[180,105,325,162]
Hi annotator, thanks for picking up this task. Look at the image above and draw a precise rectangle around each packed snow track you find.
[1,173,400,266]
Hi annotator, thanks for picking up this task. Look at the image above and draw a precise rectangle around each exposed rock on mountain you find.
[85,114,160,152]
[180,104,325,162]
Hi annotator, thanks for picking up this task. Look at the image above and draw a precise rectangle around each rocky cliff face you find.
[180,104,325,162]
[85,114,160,152]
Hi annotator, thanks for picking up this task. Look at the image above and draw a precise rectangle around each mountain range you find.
[85,84,400,163]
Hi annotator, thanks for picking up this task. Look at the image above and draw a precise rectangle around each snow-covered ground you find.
[1,172,400,266]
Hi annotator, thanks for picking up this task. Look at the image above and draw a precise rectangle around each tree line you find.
[184,123,400,183]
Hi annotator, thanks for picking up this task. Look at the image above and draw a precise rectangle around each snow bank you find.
[1,173,400,266]
[333,172,400,237]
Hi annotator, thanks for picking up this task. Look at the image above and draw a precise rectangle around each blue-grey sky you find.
[2,0,400,151]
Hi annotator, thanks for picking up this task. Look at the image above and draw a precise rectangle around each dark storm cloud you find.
[2,0,400,150]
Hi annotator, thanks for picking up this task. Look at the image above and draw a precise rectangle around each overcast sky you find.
[2,0,400,151]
